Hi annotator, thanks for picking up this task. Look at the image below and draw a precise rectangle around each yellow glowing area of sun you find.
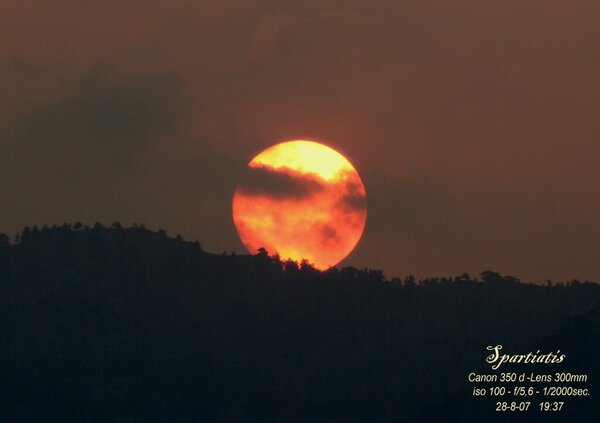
[251,140,353,180]
[232,140,367,269]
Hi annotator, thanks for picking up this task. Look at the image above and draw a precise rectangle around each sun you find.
[232,140,367,268]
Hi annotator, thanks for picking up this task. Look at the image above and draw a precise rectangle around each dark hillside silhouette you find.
[0,225,598,422]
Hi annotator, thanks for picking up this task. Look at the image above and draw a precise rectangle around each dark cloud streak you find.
[337,181,367,212]
[236,165,325,200]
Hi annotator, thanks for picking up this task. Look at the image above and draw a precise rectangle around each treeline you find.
[0,222,188,246]
[1,224,593,289]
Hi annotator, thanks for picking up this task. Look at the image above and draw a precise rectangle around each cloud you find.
[10,66,183,170]
[0,66,186,226]
[337,181,367,212]
[236,164,325,200]
[320,223,341,244]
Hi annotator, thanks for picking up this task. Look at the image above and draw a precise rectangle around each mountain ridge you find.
[1,224,598,421]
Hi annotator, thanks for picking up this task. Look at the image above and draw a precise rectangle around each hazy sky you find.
[1,1,599,282]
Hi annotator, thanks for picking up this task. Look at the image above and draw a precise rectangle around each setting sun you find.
[232,140,367,268]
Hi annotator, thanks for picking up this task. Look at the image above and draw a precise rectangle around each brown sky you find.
[1,0,599,282]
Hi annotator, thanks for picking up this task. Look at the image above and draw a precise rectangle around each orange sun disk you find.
[232,140,367,269]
